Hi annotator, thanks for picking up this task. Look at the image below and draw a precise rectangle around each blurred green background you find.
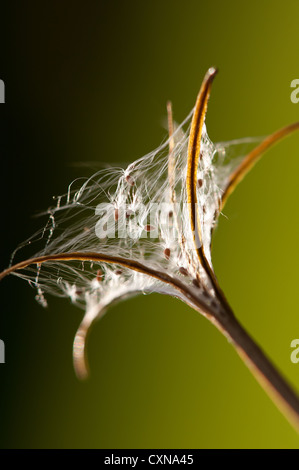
[0,0,299,449]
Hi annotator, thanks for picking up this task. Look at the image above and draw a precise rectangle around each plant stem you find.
[1,252,299,433]
[213,311,299,432]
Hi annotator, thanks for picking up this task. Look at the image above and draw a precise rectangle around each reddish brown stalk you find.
[0,252,214,319]
[186,68,233,314]
[220,122,299,210]
[184,69,299,431]
[212,314,299,433]
[1,251,299,431]
[186,68,218,247]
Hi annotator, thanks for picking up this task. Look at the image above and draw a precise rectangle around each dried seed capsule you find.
[164,248,171,260]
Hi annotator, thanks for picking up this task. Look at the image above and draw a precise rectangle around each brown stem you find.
[1,251,299,431]
[214,313,299,432]
[186,68,233,314]
[187,67,217,249]
[0,251,215,319]
[221,121,299,211]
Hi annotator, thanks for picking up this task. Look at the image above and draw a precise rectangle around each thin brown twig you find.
[220,121,299,210]
[185,69,299,432]
[186,67,233,314]
[0,252,215,319]
[209,122,299,249]
[1,251,299,431]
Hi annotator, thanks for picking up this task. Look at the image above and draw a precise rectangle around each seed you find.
[197,179,203,188]
[192,278,200,288]
[126,210,135,218]
[126,174,135,186]
[164,248,171,260]
[96,269,103,282]
[114,208,119,221]
[168,210,173,218]
[144,224,155,232]
[115,269,123,275]
[179,267,189,276]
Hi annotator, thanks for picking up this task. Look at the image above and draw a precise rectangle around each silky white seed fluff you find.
[9,106,263,338]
